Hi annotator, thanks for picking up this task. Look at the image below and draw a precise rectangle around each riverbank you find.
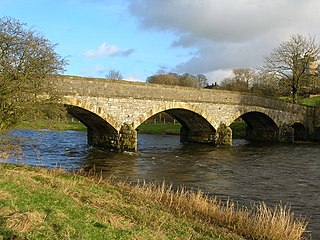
[16,120,247,138]
[16,120,87,131]
[0,163,306,240]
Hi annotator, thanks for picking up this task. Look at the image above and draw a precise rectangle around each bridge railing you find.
[53,75,310,115]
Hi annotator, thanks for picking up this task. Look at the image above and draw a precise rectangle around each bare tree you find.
[105,69,123,80]
[262,34,320,102]
[147,72,207,88]
[220,68,255,92]
[196,74,208,88]
[146,73,180,85]
[0,17,67,132]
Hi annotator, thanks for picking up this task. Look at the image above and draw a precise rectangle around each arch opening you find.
[229,118,247,139]
[292,123,307,141]
[66,105,118,148]
[236,111,279,142]
[137,108,216,145]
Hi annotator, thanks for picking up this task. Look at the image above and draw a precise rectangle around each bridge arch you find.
[132,102,218,130]
[225,108,281,142]
[132,103,217,144]
[225,106,282,128]
[226,107,310,143]
[63,96,122,131]
[66,105,120,148]
[291,123,308,141]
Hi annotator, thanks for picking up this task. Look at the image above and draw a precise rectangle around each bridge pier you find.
[245,125,294,143]
[118,123,137,152]
[215,123,232,146]
[87,123,137,152]
[279,124,294,143]
[87,128,119,149]
[246,127,279,142]
[180,126,216,144]
[180,123,232,146]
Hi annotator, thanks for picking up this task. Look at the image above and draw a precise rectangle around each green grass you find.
[230,122,246,139]
[137,123,181,135]
[15,120,87,131]
[0,164,245,240]
[299,96,320,106]
[278,96,320,106]
[0,164,307,240]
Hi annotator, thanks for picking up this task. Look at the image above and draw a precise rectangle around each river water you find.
[1,129,319,239]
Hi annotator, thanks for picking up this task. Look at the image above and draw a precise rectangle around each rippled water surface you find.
[2,129,320,238]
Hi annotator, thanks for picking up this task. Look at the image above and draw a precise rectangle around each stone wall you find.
[54,75,316,151]
[55,75,308,114]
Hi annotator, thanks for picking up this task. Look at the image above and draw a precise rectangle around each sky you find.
[1,0,320,84]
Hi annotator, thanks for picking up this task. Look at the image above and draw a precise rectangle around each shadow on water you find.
[2,130,320,239]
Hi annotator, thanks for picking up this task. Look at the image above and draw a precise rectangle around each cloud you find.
[84,42,134,58]
[129,0,320,81]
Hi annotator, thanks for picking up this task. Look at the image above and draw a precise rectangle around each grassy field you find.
[16,120,87,131]
[137,122,247,139]
[299,96,320,106]
[137,123,181,135]
[279,96,320,106]
[0,164,307,240]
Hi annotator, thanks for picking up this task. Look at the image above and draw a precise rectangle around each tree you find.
[179,73,200,88]
[220,68,254,92]
[105,69,123,80]
[262,34,320,103]
[196,74,208,88]
[0,17,67,132]
[250,71,281,97]
[146,73,181,85]
[146,72,207,88]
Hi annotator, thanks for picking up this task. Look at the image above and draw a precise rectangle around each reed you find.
[126,181,307,240]
[0,164,308,239]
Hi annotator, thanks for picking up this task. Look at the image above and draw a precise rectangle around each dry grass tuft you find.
[127,181,307,240]
[0,142,22,160]
[5,211,46,233]
[0,189,12,200]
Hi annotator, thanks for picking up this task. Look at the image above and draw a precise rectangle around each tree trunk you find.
[292,86,298,103]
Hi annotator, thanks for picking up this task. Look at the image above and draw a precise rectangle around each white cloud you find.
[125,75,144,82]
[205,69,233,84]
[129,0,320,76]
[84,42,134,58]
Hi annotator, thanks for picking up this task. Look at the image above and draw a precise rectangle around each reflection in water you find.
[2,130,320,238]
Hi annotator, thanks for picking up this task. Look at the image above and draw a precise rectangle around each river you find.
[1,129,319,239]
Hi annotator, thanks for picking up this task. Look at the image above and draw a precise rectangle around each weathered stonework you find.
[52,75,319,151]
[279,124,294,143]
[215,123,232,146]
[118,123,137,152]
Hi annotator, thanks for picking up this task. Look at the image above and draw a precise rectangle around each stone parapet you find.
[51,75,320,151]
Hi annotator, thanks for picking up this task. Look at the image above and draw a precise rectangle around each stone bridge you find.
[54,75,317,152]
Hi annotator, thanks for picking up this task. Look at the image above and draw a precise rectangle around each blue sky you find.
[0,0,188,81]
[2,0,320,83]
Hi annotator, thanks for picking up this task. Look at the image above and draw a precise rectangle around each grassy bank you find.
[16,120,247,139]
[16,120,86,131]
[15,119,247,139]
[137,122,247,139]
[0,164,307,240]
[137,123,181,135]
[279,96,320,106]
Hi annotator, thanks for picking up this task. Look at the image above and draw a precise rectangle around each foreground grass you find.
[0,164,307,240]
